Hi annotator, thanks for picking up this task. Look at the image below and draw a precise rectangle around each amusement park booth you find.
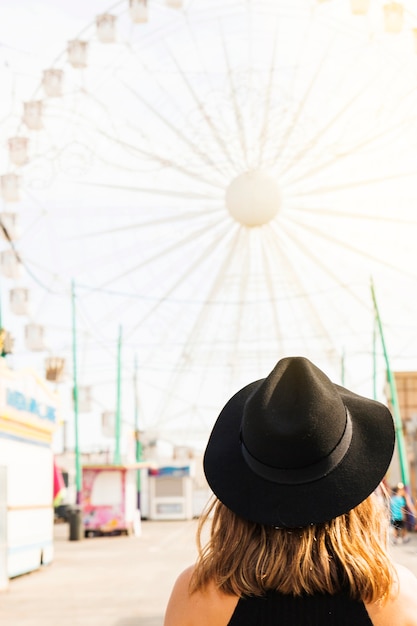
[81,464,148,537]
[0,360,59,589]
[147,465,193,521]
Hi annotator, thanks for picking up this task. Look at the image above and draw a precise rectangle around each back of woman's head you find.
[191,491,394,603]
[197,357,396,603]
[204,357,395,529]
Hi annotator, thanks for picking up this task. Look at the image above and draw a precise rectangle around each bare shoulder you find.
[366,564,417,626]
[164,565,195,626]
[164,565,239,626]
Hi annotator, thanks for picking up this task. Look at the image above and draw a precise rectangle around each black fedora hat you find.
[203,356,395,527]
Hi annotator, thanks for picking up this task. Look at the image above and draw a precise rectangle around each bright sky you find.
[1,0,417,455]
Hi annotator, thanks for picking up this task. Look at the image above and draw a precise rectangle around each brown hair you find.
[191,491,394,603]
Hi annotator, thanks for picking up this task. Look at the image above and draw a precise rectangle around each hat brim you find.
[203,379,395,527]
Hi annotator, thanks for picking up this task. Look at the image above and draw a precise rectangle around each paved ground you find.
[1,521,417,626]
[389,531,417,575]
[0,519,199,626]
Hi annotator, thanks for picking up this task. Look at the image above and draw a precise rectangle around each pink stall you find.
[81,464,147,537]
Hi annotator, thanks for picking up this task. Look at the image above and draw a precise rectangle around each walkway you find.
[0,520,198,626]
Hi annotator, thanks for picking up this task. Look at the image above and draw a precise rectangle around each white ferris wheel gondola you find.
[96,14,117,44]
[25,323,45,352]
[45,356,66,382]
[7,137,29,167]
[384,2,404,33]
[77,385,93,413]
[42,68,64,98]
[0,174,20,203]
[350,0,370,15]
[10,287,30,316]
[0,212,19,241]
[67,39,88,69]
[22,100,43,131]
[0,249,21,280]
[129,0,148,24]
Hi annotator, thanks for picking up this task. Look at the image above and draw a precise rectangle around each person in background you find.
[164,356,417,626]
[391,483,416,544]
[399,483,417,533]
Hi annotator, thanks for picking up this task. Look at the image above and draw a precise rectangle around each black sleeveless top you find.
[227,591,373,625]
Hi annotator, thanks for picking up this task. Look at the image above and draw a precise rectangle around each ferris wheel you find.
[1,0,417,448]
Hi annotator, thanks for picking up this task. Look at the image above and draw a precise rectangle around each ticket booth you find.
[148,466,193,521]
[0,360,59,585]
[81,464,148,537]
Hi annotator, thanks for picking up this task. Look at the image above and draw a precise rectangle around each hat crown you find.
[241,357,347,470]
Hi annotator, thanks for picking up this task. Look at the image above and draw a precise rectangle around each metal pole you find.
[371,280,409,486]
[134,353,142,510]
[372,315,377,401]
[114,325,122,466]
[71,280,82,504]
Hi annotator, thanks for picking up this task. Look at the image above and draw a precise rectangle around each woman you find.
[164,356,417,625]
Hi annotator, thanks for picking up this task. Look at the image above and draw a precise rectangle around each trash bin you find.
[68,506,83,541]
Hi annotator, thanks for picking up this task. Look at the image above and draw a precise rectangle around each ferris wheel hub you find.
[225,170,281,227]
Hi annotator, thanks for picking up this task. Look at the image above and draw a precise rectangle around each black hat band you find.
[241,409,353,486]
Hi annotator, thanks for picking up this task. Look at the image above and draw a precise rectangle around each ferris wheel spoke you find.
[257,230,287,354]
[227,227,251,373]
[286,5,315,95]
[74,180,219,201]
[339,112,417,155]
[285,214,417,278]
[288,168,417,198]
[274,37,335,169]
[125,221,239,337]
[165,42,237,175]
[281,31,417,185]
[284,111,417,189]
[66,209,224,241]
[118,77,227,181]
[152,225,249,426]
[263,225,340,357]
[274,220,370,313]
[73,302,113,352]
[96,127,225,190]
[256,14,280,167]
[280,75,385,181]
[219,19,249,168]
[154,404,193,432]
[288,205,417,226]
[94,211,230,291]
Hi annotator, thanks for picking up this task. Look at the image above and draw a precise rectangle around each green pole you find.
[372,315,377,401]
[71,280,82,504]
[134,353,142,510]
[114,325,122,466]
[371,280,409,486]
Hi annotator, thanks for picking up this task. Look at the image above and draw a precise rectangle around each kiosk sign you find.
[5,388,56,423]
[0,364,59,438]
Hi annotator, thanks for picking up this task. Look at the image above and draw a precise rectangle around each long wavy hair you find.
[190,490,394,603]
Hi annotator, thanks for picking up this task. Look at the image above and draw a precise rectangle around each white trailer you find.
[0,361,59,589]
